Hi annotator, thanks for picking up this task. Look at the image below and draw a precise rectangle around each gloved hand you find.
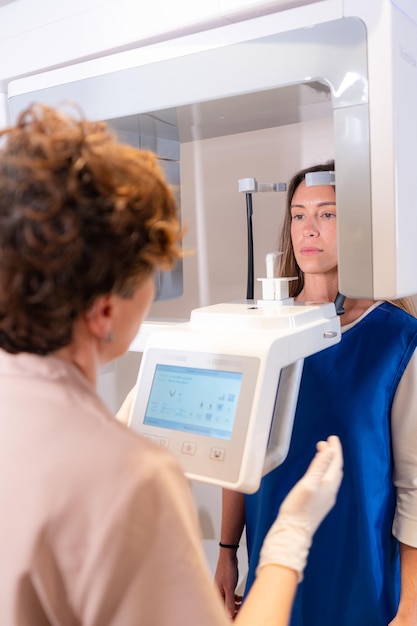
[257,435,343,582]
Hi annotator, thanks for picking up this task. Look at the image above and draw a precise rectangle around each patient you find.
[0,103,343,625]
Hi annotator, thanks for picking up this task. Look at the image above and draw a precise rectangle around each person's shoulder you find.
[58,369,187,490]
[341,301,417,345]
[366,302,417,348]
[122,425,179,469]
[109,419,186,485]
[115,430,194,526]
[378,302,417,326]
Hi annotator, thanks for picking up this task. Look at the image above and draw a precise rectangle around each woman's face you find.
[290,180,337,278]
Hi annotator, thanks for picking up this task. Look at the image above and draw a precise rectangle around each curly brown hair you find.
[0,104,182,355]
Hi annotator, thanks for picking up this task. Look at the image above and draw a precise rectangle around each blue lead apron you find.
[244,303,417,625]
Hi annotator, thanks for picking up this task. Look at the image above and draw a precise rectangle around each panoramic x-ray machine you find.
[127,1,417,493]
[129,172,340,494]
[8,0,417,493]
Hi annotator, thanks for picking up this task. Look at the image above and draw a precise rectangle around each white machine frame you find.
[5,0,417,489]
[7,0,417,299]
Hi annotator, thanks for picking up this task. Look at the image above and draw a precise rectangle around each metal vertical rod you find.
[246,193,254,300]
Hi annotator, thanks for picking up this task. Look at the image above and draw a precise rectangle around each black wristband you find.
[219,541,239,549]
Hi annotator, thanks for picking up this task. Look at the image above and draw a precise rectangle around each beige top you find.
[0,350,229,626]
[343,303,417,547]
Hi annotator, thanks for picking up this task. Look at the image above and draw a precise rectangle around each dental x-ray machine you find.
[128,172,340,494]
[7,0,417,492]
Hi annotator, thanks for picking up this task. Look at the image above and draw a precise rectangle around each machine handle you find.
[262,359,304,476]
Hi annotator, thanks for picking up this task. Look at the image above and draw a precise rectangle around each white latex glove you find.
[257,435,343,582]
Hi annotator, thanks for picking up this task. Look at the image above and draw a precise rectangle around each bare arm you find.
[219,488,246,547]
[390,354,417,624]
[235,565,298,626]
[390,542,417,625]
[214,489,246,619]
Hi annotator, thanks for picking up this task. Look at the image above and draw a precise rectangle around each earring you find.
[101,331,114,344]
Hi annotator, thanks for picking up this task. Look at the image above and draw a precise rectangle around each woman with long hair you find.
[215,161,417,625]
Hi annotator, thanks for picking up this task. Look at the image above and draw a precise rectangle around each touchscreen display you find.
[143,364,243,440]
